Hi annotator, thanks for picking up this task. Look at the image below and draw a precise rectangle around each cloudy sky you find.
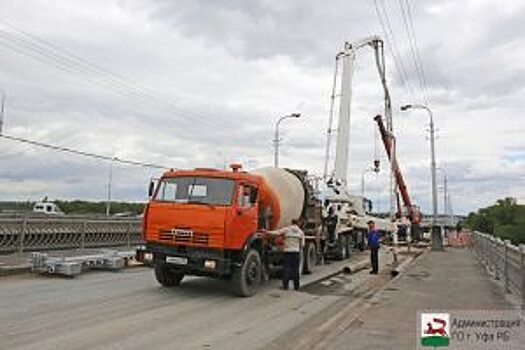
[0,0,524,215]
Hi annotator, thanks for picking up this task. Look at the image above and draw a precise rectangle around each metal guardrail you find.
[0,216,142,254]
[471,231,525,308]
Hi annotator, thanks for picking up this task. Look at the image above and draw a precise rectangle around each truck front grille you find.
[158,231,210,246]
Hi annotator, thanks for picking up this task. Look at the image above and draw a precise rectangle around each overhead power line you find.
[0,20,235,133]
[398,0,429,103]
[0,133,169,169]
[404,0,429,103]
[373,0,416,102]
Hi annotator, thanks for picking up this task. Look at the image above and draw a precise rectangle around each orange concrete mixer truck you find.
[142,165,324,296]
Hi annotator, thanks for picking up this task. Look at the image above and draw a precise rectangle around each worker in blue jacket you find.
[367,220,380,274]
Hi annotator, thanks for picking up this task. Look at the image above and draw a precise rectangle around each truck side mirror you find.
[148,181,155,198]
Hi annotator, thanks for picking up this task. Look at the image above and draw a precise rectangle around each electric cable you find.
[0,133,169,169]
[398,0,428,103]
[373,0,416,102]
[404,0,429,104]
[0,21,235,132]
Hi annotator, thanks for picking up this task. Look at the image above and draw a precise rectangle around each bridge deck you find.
[1,247,521,349]
[305,248,521,349]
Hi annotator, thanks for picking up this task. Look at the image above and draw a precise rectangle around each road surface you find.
[0,250,398,350]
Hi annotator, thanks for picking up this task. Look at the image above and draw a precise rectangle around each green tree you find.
[54,200,144,215]
[465,197,525,245]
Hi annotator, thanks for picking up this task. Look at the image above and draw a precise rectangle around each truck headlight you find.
[204,260,217,270]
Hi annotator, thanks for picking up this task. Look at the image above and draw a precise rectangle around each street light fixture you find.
[400,103,443,251]
[273,113,301,168]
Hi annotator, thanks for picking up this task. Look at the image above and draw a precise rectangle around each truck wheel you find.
[232,249,262,297]
[154,263,184,287]
[303,242,317,274]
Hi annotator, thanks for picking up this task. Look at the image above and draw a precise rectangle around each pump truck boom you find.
[322,36,396,255]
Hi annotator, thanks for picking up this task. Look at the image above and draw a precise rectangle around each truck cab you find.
[143,166,272,296]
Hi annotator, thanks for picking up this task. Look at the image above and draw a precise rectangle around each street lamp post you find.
[106,157,117,216]
[437,168,454,227]
[447,194,452,228]
[361,167,375,198]
[273,113,301,168]
[437,167,448,217]
[0,91,5,134]
[400,104,443,251]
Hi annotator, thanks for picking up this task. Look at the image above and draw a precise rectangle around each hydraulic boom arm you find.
[374,114,419,223]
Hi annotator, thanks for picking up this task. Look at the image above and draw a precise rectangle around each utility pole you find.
[437,168,448,216]
[443,173,447,216]
[430,115,438,224]
[273,113,301,168]
[401,104,442,251]
[106,157,116,216]
[0,91,5,135]
[361,167,376,197]
[447,193,454,226]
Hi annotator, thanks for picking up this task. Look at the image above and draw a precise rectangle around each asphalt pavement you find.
[287,248,523,350]
[0,248,399,350]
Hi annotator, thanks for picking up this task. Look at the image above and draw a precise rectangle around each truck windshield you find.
[154,176,235,206]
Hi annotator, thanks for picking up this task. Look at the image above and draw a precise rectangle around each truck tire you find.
[303,242,317,274]
[154,263,184,287]
[232,249,262,297]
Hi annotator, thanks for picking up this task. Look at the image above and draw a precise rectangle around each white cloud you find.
[0,0,523,215]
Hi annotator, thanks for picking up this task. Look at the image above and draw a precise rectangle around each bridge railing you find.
[0,216,142,254]
[471,231,524,308]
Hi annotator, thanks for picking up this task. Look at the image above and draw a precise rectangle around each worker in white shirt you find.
[270,218,305,290]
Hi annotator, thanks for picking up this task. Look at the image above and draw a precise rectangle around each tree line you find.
[54,200,145,215]
[464,197,525,245]
[0,200,145,216]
